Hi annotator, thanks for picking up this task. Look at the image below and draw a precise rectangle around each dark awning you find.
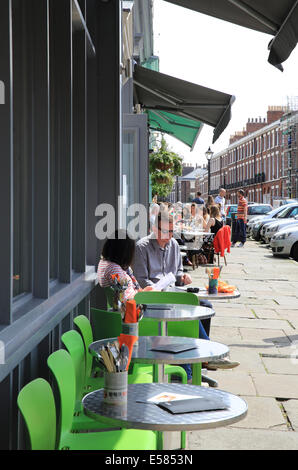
[133,65,235,143]
[164,0,298,71]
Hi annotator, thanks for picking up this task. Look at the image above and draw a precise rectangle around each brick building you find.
[203,106,298,205]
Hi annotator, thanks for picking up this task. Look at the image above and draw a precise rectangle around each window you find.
[12,1,33,297]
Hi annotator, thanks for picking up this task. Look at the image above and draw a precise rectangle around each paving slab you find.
[238,328,291,344]
[228,347,265,373]
[282,400,298,431]
[230,396,287,430]
[253,308,281,319]
[206,371,257,396]
[214,307,255,318]
[261,357,298,375]
[213,317,292,330]
[188,428,298,450]
[252,373,298,399]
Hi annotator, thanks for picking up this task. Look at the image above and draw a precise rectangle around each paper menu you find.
[141,392,202,404]
[154,273,176,291]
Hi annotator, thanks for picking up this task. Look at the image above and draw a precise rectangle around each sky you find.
[153,0,298,166]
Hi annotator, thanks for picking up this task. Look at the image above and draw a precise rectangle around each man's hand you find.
[143,286,154,291]
[182,274,192,285]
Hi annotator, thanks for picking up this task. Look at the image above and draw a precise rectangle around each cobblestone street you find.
[187,240,298,450]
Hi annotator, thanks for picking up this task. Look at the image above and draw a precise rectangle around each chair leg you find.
[224,255,227,266]
[192,255,196,270]
[201,374,218,388]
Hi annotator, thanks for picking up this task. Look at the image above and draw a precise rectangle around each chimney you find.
[267,105,286,124]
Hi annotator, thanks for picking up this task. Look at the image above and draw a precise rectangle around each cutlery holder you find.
[104,370,128,405]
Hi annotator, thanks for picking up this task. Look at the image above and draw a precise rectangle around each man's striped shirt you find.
[237,196,248,223]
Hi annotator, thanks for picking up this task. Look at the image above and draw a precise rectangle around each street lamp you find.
[205,146,213,195]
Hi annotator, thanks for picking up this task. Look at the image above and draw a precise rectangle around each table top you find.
[143,304,215,321]
[169,286,241,300]
[82,383,248,431]
[182,231,213,237]
[89,336,229,365]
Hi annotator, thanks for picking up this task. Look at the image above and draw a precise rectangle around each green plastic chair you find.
[17,378,56,450]
[134,291,202,384]
[47,349,157,450]
[61,330,114,432]
[74,313,153,390]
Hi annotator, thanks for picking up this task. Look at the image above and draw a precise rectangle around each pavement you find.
[186,239,298,450]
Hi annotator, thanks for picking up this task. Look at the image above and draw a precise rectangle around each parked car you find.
[270,225,298,261]
[251,203,298,241]
[246,204,272,222]
[263,214,298,244]
[225,204,238,226]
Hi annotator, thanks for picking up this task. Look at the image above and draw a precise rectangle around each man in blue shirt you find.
[214,188,226,221]
[192,191,204,205]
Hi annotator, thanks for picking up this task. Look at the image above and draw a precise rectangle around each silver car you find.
[270,225,298,261]
[264,215,298,244]
[256,203,298,242]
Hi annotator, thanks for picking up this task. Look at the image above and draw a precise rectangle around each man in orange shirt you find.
[231,189,248,247]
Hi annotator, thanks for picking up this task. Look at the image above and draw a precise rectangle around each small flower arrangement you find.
[111,274,129,311]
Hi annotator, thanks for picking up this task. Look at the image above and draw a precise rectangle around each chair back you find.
[73,315,94,380]
[47,349,76,443]
[104,286,114,310]
[61,330,86,402]
[134,291,199,306]
[90,308,121,341]
[213,225,231,255]
[17,378,56,450]
[134,291,200,338]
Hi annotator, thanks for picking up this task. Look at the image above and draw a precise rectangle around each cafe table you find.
[89,335,229,383]
[168,285,241,300]
[82,383,248,450]
[142,303,215,336]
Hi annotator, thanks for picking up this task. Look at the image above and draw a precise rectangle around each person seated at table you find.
[133,212,239,378]
[189,203,203,229]
[97,230,153,303]
[201,206,210,230]
[205,205,223,236]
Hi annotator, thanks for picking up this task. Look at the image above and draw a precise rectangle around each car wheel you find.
[255,229,261,241]
[290,242,298,262]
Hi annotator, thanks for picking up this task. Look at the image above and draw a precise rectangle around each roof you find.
[179,167,208,181]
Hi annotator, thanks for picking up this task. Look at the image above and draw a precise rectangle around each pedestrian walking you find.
[192,191,205,205]
[231,189,248,247]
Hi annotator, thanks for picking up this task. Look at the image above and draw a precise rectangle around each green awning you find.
[147,109,202,150]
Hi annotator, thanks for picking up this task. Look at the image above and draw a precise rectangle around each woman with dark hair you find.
[97,230,152,302]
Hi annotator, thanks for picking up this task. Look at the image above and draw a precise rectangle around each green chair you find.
[46,349,157,450]
[17,378,57,450]
[74,314,152,390]
[134,291,202,385]
[61,329,115,432]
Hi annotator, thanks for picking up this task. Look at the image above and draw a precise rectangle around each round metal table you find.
[82,383,248,449]
[169,285,241,300]
[143,304,215,336]
[89,336,229,383]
